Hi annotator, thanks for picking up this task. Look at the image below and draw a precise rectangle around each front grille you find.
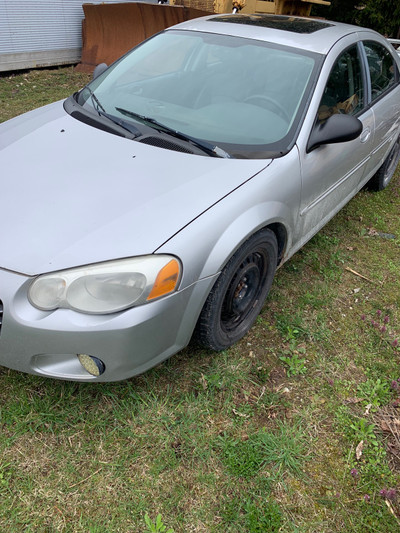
[139,136,194,154]
[0,300,3,335]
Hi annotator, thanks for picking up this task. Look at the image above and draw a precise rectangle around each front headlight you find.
[28,255,181,314]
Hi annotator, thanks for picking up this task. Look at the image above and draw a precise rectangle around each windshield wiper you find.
[98,111,142,138]
[79,88,142,138]
[115,107,232,158]
[90,91,106,114]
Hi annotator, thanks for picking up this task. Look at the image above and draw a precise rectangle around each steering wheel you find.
[244,94,290,123]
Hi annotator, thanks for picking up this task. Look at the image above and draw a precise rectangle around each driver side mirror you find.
[307,114,363,153]
[93,63,108,80]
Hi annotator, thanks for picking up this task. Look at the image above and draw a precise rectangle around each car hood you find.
[1,101,270,276]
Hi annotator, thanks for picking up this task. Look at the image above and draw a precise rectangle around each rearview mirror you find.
[307,114,363,153]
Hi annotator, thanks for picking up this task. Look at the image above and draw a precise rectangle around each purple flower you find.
[391,380,399,390]
[380,488,388,499]
[364,494,370,502]
[386,489,397,501]
[377,310,382,317]
[361,314,366,321]
[381,326,387,333]
[350,468,359,478]
[384,315,389,324]
[371,320,378,328]
[393,339,399,348]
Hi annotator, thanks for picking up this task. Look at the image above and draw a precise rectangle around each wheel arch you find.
[196,205,292,282]
[266,221,287,265]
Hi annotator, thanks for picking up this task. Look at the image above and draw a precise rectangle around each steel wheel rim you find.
[220,250,268,333]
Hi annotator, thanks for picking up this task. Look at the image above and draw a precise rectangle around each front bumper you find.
[0,268,217,381]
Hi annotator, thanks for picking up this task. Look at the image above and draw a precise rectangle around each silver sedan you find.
[1,14,400,381]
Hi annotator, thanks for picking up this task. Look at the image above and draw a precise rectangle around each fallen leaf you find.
[345,397,364,404]
[199,374,208,390]
[380,420,391,432]
[356,440,364,460]
[232,408,250,418]
[364,403,372,415]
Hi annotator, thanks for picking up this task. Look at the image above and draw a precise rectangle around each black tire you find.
[194,228,278,351]
[368,134,400,191]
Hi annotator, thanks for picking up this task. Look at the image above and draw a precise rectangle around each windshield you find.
[76,30,320,158]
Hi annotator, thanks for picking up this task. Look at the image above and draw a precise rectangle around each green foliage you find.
[220,495,283,532]
[221,436,266,478]
[275,313,309,343]
[357,378,391,410]
[220,422,310,480]
[358,0,400,37]
[312,0,400,37]
[144,513,174,533]
[0,465,11,493]
[350,418,378,447]
[244,500,283,533]
[311,1,360,25]
[279,349,307,377]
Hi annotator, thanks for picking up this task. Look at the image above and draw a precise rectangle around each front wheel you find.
[194,228,278,351]
[368,134,400,191]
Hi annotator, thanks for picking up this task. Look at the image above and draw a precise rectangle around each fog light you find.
[77,354,105,376]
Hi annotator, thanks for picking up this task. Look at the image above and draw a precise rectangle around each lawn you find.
[0,67,400,532]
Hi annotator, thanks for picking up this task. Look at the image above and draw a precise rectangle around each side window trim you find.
[358,41,372,106]
[361,40,400,107]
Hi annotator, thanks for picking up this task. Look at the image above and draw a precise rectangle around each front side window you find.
[363,41,398,101]
[318,45,364,123]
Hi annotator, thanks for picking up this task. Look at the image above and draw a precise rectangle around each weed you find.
[275,313,309,341]
[0,465,11,493]
[350,418,378,447]
[244,499,283,533]
[357,378,392,410]
[279,349,307,377]
[360,310,400,351]
[220,495,283,532]
[144,513,174,533]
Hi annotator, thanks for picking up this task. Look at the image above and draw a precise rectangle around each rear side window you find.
[363,41,398,101]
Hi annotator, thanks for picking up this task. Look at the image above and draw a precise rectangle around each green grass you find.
[1,67,400,532]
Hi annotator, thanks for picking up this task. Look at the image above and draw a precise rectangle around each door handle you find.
[360,127,371,143]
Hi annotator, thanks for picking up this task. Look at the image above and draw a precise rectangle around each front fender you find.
[157,147,301,290]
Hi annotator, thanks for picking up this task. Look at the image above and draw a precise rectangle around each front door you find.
[298,44,374,245]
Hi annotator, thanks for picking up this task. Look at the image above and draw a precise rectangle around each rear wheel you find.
[194,229,278,351]
[368,134,400,191]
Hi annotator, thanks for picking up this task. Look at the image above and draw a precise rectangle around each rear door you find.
[361,38,400,180]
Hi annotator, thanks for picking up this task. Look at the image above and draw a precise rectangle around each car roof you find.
[168,14,379,55]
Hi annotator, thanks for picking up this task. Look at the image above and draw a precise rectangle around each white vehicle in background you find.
[388,38,400,56]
